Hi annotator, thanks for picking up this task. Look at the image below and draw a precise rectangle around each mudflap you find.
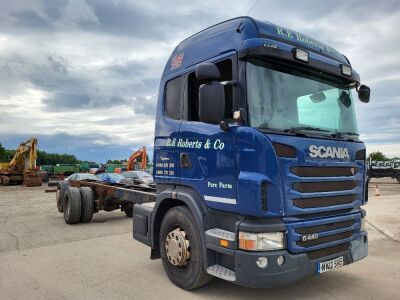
[133,203,154,246]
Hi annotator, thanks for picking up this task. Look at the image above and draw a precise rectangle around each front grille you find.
[306,243,350,260]
[261,181,267,211]
[296,220,355,234]
[295,209,353,220]
[291,166,358,177]
[286,214,360,254]
[297,230,355,247]
[293,180,357,193]
[293,194,357,208]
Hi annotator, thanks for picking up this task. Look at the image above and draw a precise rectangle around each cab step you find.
[207,265,236,282]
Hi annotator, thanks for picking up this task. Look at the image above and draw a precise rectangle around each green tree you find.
[0,143,6,161]
[36,150,80,165]
[107,159,126,164]
[368,151,388,161]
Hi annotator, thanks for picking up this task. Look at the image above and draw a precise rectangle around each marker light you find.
[239,232,285,251]
[294,48,309,62]
[220,239,229,248]
[341,64,352,76]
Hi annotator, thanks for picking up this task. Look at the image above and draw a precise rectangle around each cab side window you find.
[165,76,183,120]
[186,59,233,122]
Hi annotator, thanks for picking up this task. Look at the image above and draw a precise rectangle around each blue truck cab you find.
[133,16,370,290]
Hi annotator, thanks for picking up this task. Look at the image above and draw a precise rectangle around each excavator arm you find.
[127,146,147,171]
[9,137,38,173]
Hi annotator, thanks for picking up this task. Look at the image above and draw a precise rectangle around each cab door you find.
[179,55,239,213]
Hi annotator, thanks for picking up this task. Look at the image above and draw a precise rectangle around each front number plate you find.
[318,256,344,273]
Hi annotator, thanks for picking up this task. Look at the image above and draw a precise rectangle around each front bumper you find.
[233,231,368,288]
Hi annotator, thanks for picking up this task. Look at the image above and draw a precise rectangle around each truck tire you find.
[79,187,94,223]
[159,206,211,290]
[56,181,70,213]
[396,174,400,184]
[124,208,133,217]
[63,187,82,224]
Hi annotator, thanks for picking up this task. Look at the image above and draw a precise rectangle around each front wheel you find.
[159,206,211,290]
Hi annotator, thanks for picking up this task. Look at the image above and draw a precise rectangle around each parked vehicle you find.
[96,173,124,184]
[127,147,147,171]
[0,137,41,186]
[368,159,400,183]
[121,171,154,186]
[67,173,100,181]
[53,164,81,176]
[55,17,370,290]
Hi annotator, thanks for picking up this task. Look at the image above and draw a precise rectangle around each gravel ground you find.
[0,183,399,299]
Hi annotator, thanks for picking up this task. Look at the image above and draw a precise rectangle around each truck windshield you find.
[246,59,359,138]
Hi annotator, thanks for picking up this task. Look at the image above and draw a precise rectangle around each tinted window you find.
[165,76,183,120]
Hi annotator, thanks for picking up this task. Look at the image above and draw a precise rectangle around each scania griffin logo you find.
[309,145,350,159]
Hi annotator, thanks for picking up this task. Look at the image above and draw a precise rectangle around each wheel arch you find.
[150,185,208,270]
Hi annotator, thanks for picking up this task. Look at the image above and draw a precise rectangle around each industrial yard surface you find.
[1,179,399,299]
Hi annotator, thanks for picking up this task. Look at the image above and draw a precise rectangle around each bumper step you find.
[207,265,236,282]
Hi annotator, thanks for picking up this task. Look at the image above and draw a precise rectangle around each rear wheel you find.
[56,181,70,213]
[79,187,94,223]
[124,208,133,218]
[396,174,400,184]
[159,206,211,290]
[63,187,82,224]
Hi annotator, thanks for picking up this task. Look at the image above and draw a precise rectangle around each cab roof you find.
[163,16,350,79]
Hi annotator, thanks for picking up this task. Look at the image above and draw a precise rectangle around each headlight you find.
[361,218,366,231]
[239,232,285,251]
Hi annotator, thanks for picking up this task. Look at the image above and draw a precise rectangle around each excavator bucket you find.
[24,172,42,187]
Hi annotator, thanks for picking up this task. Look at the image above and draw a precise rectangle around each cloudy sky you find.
[0,0,399,162]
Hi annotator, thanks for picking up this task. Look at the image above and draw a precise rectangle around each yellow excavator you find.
[0,137,42,186]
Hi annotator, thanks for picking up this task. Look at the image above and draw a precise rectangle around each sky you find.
[0,0,399,162]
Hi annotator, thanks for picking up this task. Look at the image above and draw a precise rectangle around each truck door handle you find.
[180,153,192,168]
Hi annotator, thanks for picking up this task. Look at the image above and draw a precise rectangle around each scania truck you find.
[57,17,371,290]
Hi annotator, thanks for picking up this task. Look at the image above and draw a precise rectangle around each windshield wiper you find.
[284,126,330,133]
[331,131,359,138]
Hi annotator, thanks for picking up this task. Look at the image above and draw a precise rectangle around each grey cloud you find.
[1,0,399,160]
[9,9,52,30]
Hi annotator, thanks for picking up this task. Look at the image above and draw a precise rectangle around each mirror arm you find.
[220,80,237,86]
[219,120,230,131]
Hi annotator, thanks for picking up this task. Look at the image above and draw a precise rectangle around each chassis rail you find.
[69,180,157,204]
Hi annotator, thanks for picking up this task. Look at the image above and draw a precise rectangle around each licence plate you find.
[318,256,344,273]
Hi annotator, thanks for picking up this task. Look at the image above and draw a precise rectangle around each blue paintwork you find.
[153,17,367,256]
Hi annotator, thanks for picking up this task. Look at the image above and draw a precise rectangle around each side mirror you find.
[358,84,370,103]
[199,82,225,125]
[196,63,221,81]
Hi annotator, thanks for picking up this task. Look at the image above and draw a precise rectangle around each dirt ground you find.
[0,179,399,299]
